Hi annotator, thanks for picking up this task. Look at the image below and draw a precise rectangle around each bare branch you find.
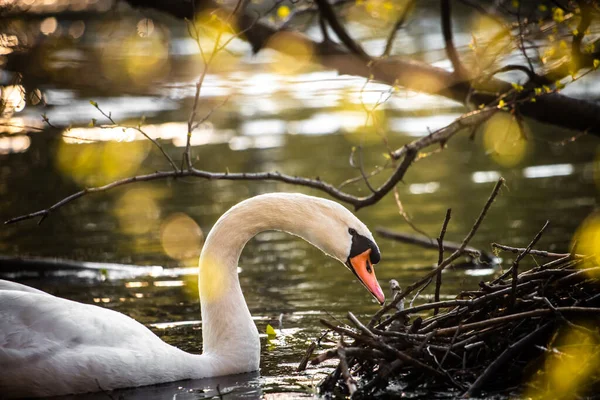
[441,0,467,79]
[434,209,452,315]
[382,0,415,57]
[91,103,179,172]
[313,0,370,61]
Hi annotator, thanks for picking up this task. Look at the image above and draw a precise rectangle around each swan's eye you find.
[348,228,357,236]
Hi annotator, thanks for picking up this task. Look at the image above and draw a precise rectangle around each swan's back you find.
[0,282,203,398]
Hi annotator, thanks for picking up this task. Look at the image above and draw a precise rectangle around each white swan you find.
[0,193,384,398]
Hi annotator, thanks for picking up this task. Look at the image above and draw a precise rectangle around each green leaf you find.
[593,59,600,70]
[266,324,277,337]
[89,100,98,107]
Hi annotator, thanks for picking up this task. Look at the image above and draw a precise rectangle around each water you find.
[0,2,599,398]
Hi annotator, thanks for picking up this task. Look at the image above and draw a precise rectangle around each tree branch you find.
[313,0,370,61]
[381,0,415,57]
[441,0,467,79]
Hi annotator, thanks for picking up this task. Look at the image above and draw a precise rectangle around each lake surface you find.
[0,2,599,398]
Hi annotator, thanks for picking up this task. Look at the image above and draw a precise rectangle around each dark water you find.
[1,2,599,398]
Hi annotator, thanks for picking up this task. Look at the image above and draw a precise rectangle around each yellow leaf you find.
[511,82,524,92]
[553,8,564,23]
[594,59,600,70]
[277,5,290,19]
[497,99,506,109]
[266,324,277,336]
[534,87,542,95]
[538,4,548,12]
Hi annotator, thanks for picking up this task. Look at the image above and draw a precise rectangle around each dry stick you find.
[555,267,600,285]
[491,243,585,259]
[431,307,600,337]
[347,312,376,338]
[492,220,550,287]
[435,209,452,315]
[313,0,370,61]
[441,0,468,79]
[415,281,540,334]
[310,347,386,365]
[392,187,431,239]
[296,341,317,372]
[337,347,357,396]
[376,227,484,260]
[319,319,446,379]
[509,221,550,307]
[409,278,431,308]
[381,0,416,57]
[464,322,553,397]
[368,178,505,328]
[439,323,461,368]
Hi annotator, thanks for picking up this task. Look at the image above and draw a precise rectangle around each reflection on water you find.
[0,2,599,399]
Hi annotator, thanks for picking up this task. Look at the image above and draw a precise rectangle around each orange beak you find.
[348,249,385,305]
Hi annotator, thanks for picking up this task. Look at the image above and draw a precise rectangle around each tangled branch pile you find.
[306,179,600,399]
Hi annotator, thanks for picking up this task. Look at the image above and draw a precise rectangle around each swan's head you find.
[296,196,385,305]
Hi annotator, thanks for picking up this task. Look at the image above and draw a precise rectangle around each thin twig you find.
[491,243,585,259]
[510,221,550,307]
[376,227,486,260]
[337,346,357,395]
[382,0,416,57]
[92,103,179,172]
[435,209,452,315]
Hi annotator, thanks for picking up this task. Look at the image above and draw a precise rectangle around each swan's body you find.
[0,193,383,398]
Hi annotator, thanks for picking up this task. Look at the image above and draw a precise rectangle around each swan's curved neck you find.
[197,194,346,372]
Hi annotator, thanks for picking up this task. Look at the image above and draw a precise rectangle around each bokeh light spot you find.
[199,255,228,303]
[160,213,204,263]
[572,212,600,271]
[40,17,58,36]
[267,32,314,75]
[526,327,600,399]
[482,112,528,167]
[56,139,150,186]
[114,187,161,235]
[68,20,85,39]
